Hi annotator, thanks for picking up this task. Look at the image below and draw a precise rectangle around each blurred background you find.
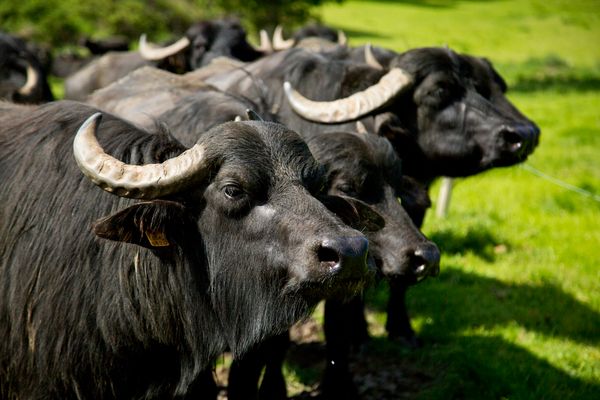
[2,0,599,399]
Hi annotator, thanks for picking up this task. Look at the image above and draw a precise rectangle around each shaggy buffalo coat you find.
[201,45,540,398]
[0,101,377,399]
[0,32,54,104]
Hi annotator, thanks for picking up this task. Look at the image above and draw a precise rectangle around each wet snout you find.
[497,122,541,159]
[317,236,370,281]
[409,243,440,280]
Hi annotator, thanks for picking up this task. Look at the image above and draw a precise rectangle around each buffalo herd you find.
[0,18,540,399]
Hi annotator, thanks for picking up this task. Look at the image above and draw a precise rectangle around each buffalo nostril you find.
[412,246,441,279]
[317,245,340,269]
[319,236,369,275]
[500,128,524,152]
[500,124,540,155]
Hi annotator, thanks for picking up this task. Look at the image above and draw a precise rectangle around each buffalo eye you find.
[429,86,450,103]
[336,182,356,196]
[222,183,245,200]
[421,80,462,109]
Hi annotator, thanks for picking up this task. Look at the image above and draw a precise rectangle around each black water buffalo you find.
[202,45,540,390]
[0,32,53,103]
[205,47,540,184]
[87,66,272,132]
[299,46,542,346]
[84,67,439,398]
[227,131,441,400]
[64,18,264,100]
[267,24,348,52]
[0,101,382,399]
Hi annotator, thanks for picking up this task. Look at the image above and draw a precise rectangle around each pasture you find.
[262,1,599,399]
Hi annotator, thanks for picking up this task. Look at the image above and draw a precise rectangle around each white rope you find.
[521,163,600,202]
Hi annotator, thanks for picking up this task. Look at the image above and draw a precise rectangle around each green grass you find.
[278,1,600,399]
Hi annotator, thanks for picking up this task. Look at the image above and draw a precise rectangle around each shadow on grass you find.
[287,334,599,400]
[336,27,391,40]
[358,0,502,9]
[511,75,600,93]
[427,226,503,262]
[500,55,600,93]
[367,267,599,345]
[412,334,600,400]
[286,268,600,398]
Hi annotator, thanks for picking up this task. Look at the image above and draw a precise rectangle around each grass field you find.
[274,1,600,399]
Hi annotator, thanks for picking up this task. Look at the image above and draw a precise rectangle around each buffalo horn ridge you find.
[139,34,191,60]
[337,30,348,46]
[365,43,383,69]
[257,29,273,52]
[283,68,413,123]
[273,25,294,50]
[16,59,40,96]
[73,113,208,199]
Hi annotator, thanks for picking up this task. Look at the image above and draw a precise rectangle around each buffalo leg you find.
[228,333,289,400]
[321,297,360,400]
[228,346,264,400]
[347,295,370,350]
[386,280,421,348]
[258,333,290,400]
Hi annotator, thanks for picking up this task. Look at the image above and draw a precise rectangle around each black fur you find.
[203,45,540,398]
[228,133,440,400]
[0,32,54,103]
[65,18,264,101]
[0,101,373,399]
[292,24,340,44]
[206,46,540,182]
[185,18,264,69]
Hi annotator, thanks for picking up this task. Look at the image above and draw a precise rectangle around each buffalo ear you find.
[246,109,264,121]
[321,195,385,232]
[93,200,192,249]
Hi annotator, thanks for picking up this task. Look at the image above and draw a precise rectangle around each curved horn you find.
[283,68,412,123]
[17,60,39,96]
[337,30,348,46]
[364,43,383,70]
[256,29,273,52]
[273,25,294,50]
[139,34,191,61]
[73,113,208,199]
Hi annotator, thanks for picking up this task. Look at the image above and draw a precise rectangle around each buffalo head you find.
[0,32,53,103]
[283,47,540,181]
[139,18,264,70]
[307,131,439,283]
[73,113,381,355]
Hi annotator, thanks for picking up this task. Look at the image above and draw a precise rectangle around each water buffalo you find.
[203,46,540,349]
[64,18,265,101]
[87,66,272,132]
[84,66,440,398]
[0,101,381,399]
[0,32,54,103]
[227,131,441,400]
[205,46,540,182]
[267,24,348,52]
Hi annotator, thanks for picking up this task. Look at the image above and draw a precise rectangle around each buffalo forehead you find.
[247,121,322,182]
[203,122,320,192]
